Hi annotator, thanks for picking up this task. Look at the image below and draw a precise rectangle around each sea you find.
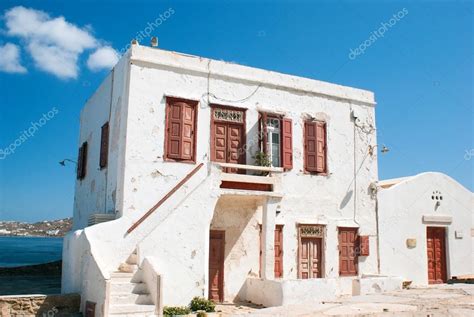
[0,236,63,295]
[0,236,63,267]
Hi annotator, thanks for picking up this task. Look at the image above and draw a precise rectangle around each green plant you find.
[189,297,216,313]
[163,306,191,316]
[254,151,271,167]
[196,311,207,317]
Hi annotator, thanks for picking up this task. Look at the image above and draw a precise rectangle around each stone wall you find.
[0,294,80,317]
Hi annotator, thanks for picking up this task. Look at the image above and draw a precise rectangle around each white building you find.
[378,172,473,286]
[62,44,402,316]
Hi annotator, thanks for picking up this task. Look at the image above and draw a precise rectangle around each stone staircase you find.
[108,250,156,316]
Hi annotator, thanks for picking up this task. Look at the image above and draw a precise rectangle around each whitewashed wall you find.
[72,54,130,229]
[67,45,380,309]
[378,172,473,285]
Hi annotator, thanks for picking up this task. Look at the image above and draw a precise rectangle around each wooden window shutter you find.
[77,142,87,180]
[165,98,197,161]
[315,121,327,173]
[359,235,370,256]
[258,112,268,154]
[281,118,293,170]
[304,121,318,172]
[180,103,195,160]
[100,122,109,168]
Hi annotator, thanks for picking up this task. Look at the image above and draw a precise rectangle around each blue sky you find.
[0,0,472,222]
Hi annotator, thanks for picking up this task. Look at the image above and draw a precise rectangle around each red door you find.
[427,227,447,284]
[209,231,225,302]
[299,237,322,279]
[211,108,245,173]
[274,225,283,278]
[338,228,358,276]
[259,225,284,278]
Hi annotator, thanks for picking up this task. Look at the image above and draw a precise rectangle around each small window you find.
[77,142,88,180]
[304,121,327,173]
[164,97,198,162]
[99,122,109,169]
[259,113,292,169]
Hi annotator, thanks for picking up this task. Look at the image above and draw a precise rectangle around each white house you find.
[62,44,402,316]
[378,172,473,286]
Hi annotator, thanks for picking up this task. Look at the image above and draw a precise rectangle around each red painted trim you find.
[127,163,204,234]
[220,181,272,192]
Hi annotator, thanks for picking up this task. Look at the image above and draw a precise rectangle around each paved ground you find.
[215,284,474,316]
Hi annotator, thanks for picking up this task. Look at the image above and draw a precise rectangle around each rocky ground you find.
[0,218,71,237]
[216,284,474,316]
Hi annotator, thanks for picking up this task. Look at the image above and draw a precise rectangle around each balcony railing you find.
[214,162,283,193]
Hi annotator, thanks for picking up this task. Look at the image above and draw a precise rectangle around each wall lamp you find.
[59,159,77,166]
[368,144,390,156]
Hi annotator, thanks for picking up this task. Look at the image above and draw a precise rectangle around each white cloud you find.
[0,43,27,73]
[87,46,119,71]
[2,6,116,79]
[27,41,78,79]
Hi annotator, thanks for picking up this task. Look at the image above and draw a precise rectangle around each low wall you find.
[0,294,80,317]
[244,277,354,307]
[244,276,403,307]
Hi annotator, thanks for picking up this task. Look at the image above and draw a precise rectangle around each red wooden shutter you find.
[100,122,109,168]
[359,235,370,256]
[281,118,293,170]
[166,101,183,159]
[304,121,317,172]
[315,121,327,173]
[258,112,268,154]
[77,142,87,179]
[180,103,195,160]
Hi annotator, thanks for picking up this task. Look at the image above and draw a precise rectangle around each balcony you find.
[213,162,283,196]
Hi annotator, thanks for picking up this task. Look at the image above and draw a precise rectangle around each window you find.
[165,97,198,162]
[259,113,292,169]
[77,142,88,180]
[99,122,109,169]
[304,121,327,173]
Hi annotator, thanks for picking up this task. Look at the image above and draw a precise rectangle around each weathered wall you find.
[68,44,380,310]
[72,54,130,230]
[0,294,80,317]
[122,45,379,287]
[378,172,473,285]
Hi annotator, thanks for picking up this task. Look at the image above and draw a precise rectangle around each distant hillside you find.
[0,218,72,237]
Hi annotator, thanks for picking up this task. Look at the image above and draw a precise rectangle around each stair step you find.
[119,263,138,273]
[110,282,148,293]
[109,304,155,315]
[127,253,138,265]
[110,292,153,305]
[110,271,142,282]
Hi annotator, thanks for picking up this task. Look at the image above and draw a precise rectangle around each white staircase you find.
[108,250,156,316]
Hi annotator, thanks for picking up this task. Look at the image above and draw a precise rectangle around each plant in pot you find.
[254,151,271,176]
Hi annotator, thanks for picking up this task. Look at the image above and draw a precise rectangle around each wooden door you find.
[259,225,284,278]
[338,228,358,276]
[209,231,225,302]
[299,237,322,279]
[211,108,245,173]
[274,225,283,278]
[427,227,447,284]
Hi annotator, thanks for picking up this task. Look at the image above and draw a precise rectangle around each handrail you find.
[127,163,204,234]
[215,162,284,173]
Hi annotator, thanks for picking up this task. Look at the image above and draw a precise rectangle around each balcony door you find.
[211,106,246,173]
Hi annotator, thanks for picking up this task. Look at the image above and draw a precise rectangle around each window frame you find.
[164,97,199,164]
[77,141,88,180]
